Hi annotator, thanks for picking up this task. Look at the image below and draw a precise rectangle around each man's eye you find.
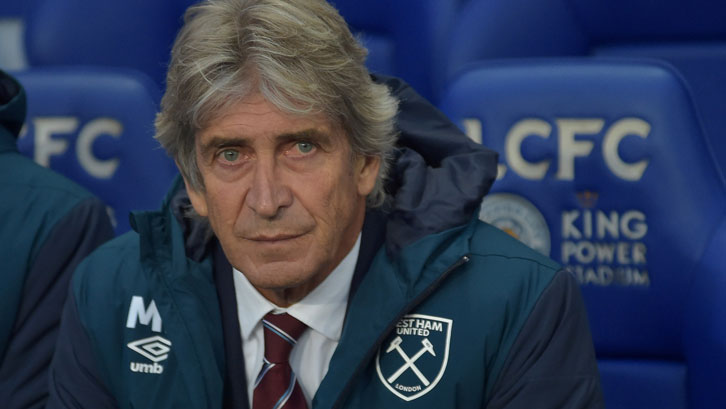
[220,149,239,162]
[296,142,315,154]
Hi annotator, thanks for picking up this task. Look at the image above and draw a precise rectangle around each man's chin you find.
[236,258,311,285]
[240,264,323,306]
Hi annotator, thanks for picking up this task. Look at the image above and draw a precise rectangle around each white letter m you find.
[126,296,162,333]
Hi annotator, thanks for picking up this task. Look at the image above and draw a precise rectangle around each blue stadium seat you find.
[330,0,459,102]
[439,60,726,409]
[23,0,460,103]
[442,0,726,178]
[23,0,194,89]
[13,67,178,235]
[0,0,24,15]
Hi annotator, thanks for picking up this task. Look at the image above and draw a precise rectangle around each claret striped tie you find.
[253,312,309,409]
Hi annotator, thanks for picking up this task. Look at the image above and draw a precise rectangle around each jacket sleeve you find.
[485,270,605,409]
[0,197,114,409]
[46,287,119,409]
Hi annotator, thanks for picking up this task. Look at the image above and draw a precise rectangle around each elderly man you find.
[47,0,603,408]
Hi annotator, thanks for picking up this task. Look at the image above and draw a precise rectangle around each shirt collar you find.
[233,233,361,342]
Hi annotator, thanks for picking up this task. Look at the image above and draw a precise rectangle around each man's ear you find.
[356,155,381,197]
[181,174,209,217]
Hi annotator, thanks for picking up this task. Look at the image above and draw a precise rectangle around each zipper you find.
[329,255,471,409]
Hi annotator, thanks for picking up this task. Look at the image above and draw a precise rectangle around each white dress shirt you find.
[232,234,361,407]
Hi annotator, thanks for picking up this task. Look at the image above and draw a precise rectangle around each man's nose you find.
[245,161,293,218]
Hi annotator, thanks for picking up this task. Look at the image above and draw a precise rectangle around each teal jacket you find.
[0,71,114,408]
[47,77,603,409]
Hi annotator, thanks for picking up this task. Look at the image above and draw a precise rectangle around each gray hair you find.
[155,0,399,207]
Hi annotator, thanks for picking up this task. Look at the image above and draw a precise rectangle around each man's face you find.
[186,93,380,306]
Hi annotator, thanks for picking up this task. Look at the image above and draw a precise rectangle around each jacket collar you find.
[373,74,497,255]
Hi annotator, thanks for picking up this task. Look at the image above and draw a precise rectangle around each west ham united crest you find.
[376,314,453,401]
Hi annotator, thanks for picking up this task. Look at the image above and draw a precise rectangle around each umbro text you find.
[130,362,164,374]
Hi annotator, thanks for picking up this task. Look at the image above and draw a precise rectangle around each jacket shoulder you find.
[0,152,104,259]
[454,221,601,404]
[72,231,143,303]
[0,151,95,204]
[469,220,561,272]
[462,220,563,321]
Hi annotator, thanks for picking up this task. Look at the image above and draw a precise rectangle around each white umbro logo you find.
[128,335,172,362]
[126,296,171,375]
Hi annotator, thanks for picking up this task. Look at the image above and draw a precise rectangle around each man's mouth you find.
[246,233,305,242]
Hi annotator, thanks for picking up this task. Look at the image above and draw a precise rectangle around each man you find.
[47,0,604,408]
[0,70,114,408]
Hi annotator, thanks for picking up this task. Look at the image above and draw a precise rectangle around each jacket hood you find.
[379,75,497,253]
[0,70,26,151]
[135,76,498,260]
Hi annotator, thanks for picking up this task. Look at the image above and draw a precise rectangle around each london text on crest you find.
[376,314,453,401]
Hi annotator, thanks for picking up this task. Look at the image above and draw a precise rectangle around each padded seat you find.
[442,0,726,178]
[23,0,194,88]
[331,0,459,102]
[14,67,178,235]
[439,60,726,409]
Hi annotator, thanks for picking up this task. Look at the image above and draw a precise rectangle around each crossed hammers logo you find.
[385,336,436,386]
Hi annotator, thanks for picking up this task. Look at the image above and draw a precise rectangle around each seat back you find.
[14,67,178,235]
[443,0,726,180]
[439,60,726,409]
[23,0,193,88]
[331,0,459,102]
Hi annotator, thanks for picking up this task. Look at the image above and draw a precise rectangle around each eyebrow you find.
[199,128,334,157]
[278,128,333,147]
[199,136,249,158]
